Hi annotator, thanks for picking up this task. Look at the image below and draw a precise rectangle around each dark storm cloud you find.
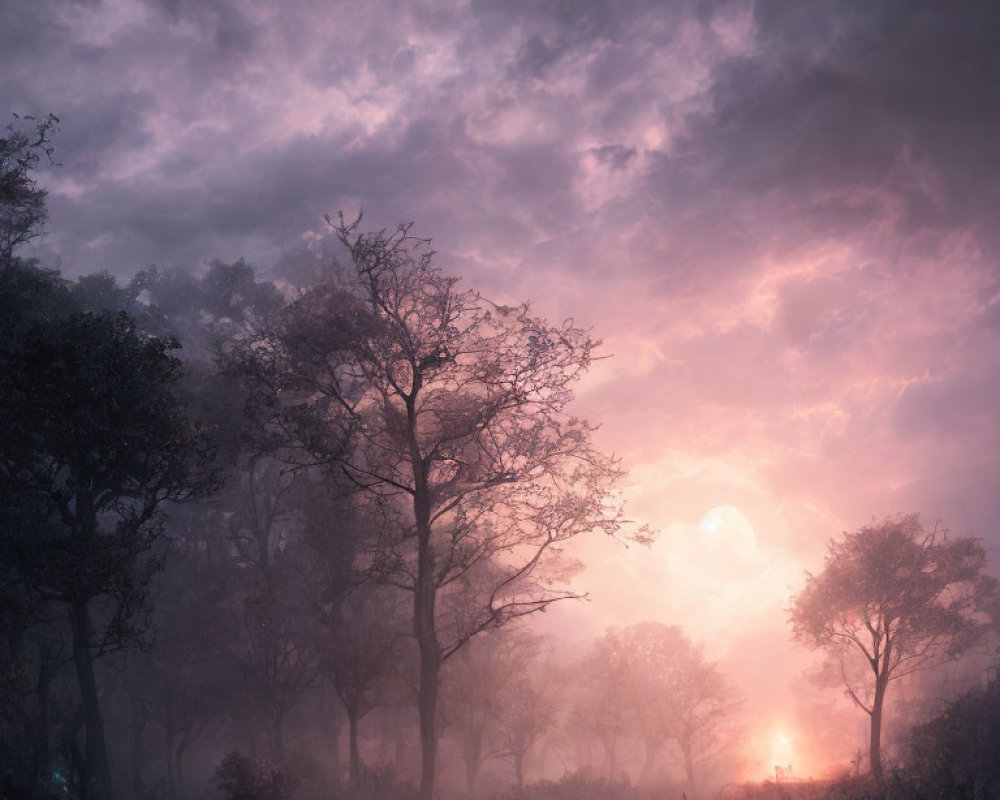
[664,0,1000,248]
[3,0,1000,564]
[589,144,636,170]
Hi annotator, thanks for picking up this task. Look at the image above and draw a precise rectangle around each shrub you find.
[491,772,641,800]
[215,752,299,800]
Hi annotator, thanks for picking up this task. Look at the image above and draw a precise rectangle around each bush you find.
[327,762,417,800]
[215,752,299,800]
[905,680,1000,800]
[491,772,641,800]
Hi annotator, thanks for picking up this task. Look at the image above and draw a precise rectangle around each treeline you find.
[1,114,733,800]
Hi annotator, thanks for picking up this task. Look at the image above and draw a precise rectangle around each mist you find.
[3,2,1000,799]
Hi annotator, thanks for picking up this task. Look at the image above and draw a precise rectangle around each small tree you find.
[790,514,996,782]
[440,627,542,793]
[227,215,636,800]
[493,674,558,790]
[319,585,408,787]
[573,622,740,788]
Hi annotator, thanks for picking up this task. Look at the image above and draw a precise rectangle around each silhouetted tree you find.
[125,532,231,800]
[223,456,322,763]
[0,309,218,799]
[790,514,996,783]
[316,585,408,786]
[0,112,57,266]
[226,214,635,800]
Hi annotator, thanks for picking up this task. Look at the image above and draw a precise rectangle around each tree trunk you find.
[165,699,176,800]
[348,708,362,786]
[70,600,113,800]
[869,675,888,784]
[604,732,617,780]
[129,696,146,798]
[684,749,696,793]
[270,709,286,763]
[515,751,526,789]
[465,757,481,794]
[640,737,658,784]
[175,738,189,800]
[415,563,441,800]
[463,724,483,794]
[34,654,53,787]
[413,445,441,800]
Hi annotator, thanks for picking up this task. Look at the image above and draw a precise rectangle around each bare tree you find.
[440,626,543,793]
[573,623,740,790]
[790,514,996,782]
[317,585,408,786]
[493,673,559,790]
[226,215,636,800]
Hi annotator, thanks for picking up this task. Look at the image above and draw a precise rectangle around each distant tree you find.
[316,585,408,787]
[574,622,740,789]
[493,673,559,790]
[790,514,996,782]
[222,456,322,763]
[440,627,541,793]
[0,112,58,266]
[0,310,218,799]
[226,215,636,800]
[572,639,633,779]
[125,532,231,800]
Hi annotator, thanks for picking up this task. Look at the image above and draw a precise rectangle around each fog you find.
[3,2,1000,799]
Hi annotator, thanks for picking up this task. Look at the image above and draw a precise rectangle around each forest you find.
[2,111,999,800]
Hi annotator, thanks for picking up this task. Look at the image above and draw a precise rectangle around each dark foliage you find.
[905,680,1000,800]
[215,752,299,800]
[0,113,57,265]
[329,763,418,800]
[491,772,641,800]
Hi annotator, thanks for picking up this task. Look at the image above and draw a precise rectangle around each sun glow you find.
[769,728,796,780]
[698,505,758,557]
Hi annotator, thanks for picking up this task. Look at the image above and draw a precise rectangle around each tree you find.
[226,215,634,800]
[790,514,996,782]
[493,673,559,790]
[222,456,321,764]
[573,622,740,789]
[317,585,408,786]
[439,627,541,793]
[0,309,217,799]
[0,112,58,267]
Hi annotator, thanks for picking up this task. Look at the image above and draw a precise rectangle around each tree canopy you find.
[790,514,996,781]
[226,214,633,800]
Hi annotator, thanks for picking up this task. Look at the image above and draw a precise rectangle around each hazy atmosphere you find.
[2,2,999,799]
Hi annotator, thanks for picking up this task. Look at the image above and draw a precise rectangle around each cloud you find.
[3,0,1000,667]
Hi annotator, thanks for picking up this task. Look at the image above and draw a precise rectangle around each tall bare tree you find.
[226,215,635,800]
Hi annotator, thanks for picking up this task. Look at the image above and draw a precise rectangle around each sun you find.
[698,505,758,556]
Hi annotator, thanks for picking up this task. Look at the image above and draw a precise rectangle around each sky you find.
[4,0,1000,777]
